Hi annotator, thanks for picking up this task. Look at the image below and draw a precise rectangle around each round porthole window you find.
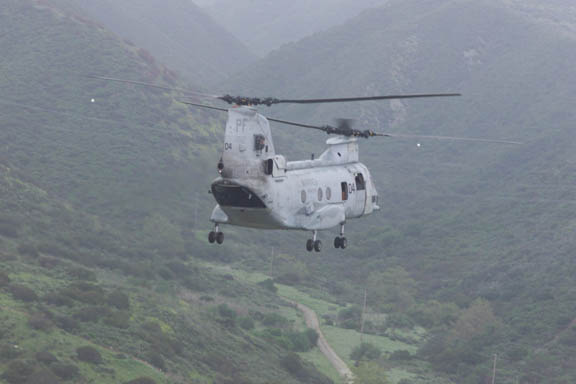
[318,188,323,201]
[301,190,307,203]
[326,187,332,201]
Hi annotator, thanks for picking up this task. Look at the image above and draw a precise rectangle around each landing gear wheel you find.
[334,237,342,249]
[208,231,216,244]
[314,240,322,252]
[340,237,348,249]
[306,239,314,252]
[216,232,224,244]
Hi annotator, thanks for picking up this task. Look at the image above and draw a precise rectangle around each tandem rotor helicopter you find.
[92,76,520,252]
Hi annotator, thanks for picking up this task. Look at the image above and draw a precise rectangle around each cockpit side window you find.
[355,173,366,191]
[254,134,266,152]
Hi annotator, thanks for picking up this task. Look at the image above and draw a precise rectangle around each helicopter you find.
[91,76,521,252]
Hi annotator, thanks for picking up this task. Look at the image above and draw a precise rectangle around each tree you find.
[366,267,417,312]
[350,343,382,362]
[450,299,501,342]
[76,346,102,364]
[353,362,390,384]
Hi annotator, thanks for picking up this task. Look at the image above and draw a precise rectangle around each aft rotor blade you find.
[375,132,522,145]
[277,93,461,104]
[86,75,219,99]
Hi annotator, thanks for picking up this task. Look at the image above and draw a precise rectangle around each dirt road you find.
[290,301,355,384]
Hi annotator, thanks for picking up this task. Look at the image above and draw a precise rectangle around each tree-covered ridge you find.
[222,0,576,382]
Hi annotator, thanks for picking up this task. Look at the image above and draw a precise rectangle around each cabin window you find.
[301,190,307,204]
[318,188,323,201]
[341,182,348,201]
[326,187,332,201]
[355,173,366,191]
[254,134,266,152]
[212,184,266,208]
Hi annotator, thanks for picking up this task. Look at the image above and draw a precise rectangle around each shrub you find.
[50,363,79,380]
[1,360,34,384]
[73,306,110,322]
[24,368,60,384]
[55,316,80,332]
[218,304,237,319]
[125,378,157,384]
[350,343,382,362]
[35,351,58,365]
[42,292,74,307]
[305,328,319,346]
[17,244,38,258]
[0,270,11,287]
[76,346,102,364]
[145,352,165,371]
[9,284,38,302]
[66,267,96,281]
[257,279,278,293]
[238,317,255,330]
[389,350,413,361]
[107,290,130,310]
[27,312,54,331]
[103,311,131,329]
[0,344,22,360]
[280,353,307,378]
[262,313,289,327]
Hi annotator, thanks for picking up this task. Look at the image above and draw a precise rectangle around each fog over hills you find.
[47,0,256,86]
[201,0,390,56]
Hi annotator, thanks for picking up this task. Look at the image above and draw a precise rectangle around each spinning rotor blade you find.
[218,93,461,106]
[86,75,219,99]
[180,101,521,144]
[373,132,522,145]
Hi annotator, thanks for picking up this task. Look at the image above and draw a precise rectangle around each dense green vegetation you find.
[223,0,576,382]
[3,0,576,383]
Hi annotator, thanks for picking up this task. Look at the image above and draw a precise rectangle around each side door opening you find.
[341,182,348,201]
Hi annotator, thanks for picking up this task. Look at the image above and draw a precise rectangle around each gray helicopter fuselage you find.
[209,107,380,232]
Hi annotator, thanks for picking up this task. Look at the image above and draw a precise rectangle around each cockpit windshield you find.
[212,183,266,208]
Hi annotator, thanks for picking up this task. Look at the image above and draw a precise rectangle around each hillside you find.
[47,0,256,86]
[0,1,334,383]
[202,0,389,56]
[223,0,576,382]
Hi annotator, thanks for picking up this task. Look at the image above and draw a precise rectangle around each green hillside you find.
[0,1,335,383]
[222,0,576,382]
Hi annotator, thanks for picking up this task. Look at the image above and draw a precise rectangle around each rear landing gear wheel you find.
[208,231,216,244]
[216,232,224,244]
[334,237,341,248]
[334,236,348,249]
[314,240,322,252]
[306,239,314,252]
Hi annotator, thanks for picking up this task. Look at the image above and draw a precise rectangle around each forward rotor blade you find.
[86,75,219,99]
[374,132,522,145]
[179,101,229,113]
[277,93,461,104]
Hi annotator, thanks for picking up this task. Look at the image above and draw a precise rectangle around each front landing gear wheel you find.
[314,240,322,252]
[216,232,224,244]
[306,239,314,252]
[208,231,216,244]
